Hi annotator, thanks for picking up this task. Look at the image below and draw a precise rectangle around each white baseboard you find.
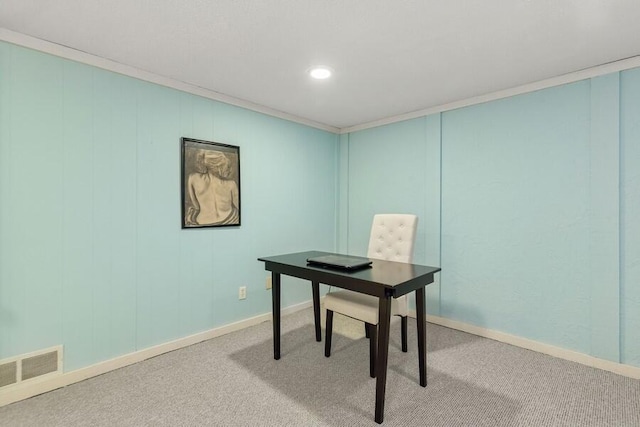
[4,302,638,408]
[418,311,640,380]
[0,301,312,407]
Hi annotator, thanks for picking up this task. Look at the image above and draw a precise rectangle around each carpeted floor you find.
[1,308,639,426]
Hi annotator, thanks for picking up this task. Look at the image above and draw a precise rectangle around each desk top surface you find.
[259,251,440,295]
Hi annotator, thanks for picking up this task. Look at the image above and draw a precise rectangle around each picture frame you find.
[181,137,241,228]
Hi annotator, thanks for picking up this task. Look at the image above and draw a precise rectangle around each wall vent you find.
[0,346,62,390]
[0,361,18,387]
[21,351,58,381]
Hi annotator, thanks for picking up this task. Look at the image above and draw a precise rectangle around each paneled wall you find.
[621,69,640,367]
[0,42,338,371]
[338,117,442,315]
[341,69,640,368]
[2,38,638,377]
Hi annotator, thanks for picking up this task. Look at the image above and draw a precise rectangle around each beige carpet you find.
[1,308,639,426]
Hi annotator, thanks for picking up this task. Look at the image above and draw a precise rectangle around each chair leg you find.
[401,315,408,352]
[325,310,334,357]
[365,323,370,339]
[366,323,377,378]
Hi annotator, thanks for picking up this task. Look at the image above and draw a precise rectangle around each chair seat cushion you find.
[324,290,410,326]
[324,291,380,325]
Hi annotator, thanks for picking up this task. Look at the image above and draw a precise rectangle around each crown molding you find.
[3,27,639,137]
[0,28,340,134]
[340,55,640,134]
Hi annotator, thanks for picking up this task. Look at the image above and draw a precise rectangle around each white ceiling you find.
[1,0,640,131]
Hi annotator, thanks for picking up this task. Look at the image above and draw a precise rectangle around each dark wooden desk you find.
[258,250,440,424]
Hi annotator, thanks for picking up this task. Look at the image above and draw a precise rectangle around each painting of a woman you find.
[182,139,241,228]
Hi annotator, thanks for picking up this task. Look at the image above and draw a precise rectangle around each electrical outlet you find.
[239,286,247,300]
[266,276,272,290]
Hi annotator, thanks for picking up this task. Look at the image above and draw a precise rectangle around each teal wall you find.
[2,38,638,375]
[342,69,640,368]
[621,69,640,368]
[338,117,442,315]
[0,42,338,371]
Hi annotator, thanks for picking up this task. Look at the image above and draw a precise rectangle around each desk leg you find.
[311,281,321,342]
[272,272,281,360]
[416,286,427,387]
[374,294,392,424]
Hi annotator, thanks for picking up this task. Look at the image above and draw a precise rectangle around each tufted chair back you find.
[367,214,417,264]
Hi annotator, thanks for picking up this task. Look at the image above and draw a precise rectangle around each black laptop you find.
[306,254,372,270]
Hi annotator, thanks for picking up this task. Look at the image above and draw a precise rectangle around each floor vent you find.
[0,346,62,390]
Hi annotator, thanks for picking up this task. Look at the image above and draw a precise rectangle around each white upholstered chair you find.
[323,214,418,377]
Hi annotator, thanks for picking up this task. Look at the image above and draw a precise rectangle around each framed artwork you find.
[181,137,241,228]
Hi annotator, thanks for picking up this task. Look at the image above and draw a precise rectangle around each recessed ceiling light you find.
[308,66,333,80]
